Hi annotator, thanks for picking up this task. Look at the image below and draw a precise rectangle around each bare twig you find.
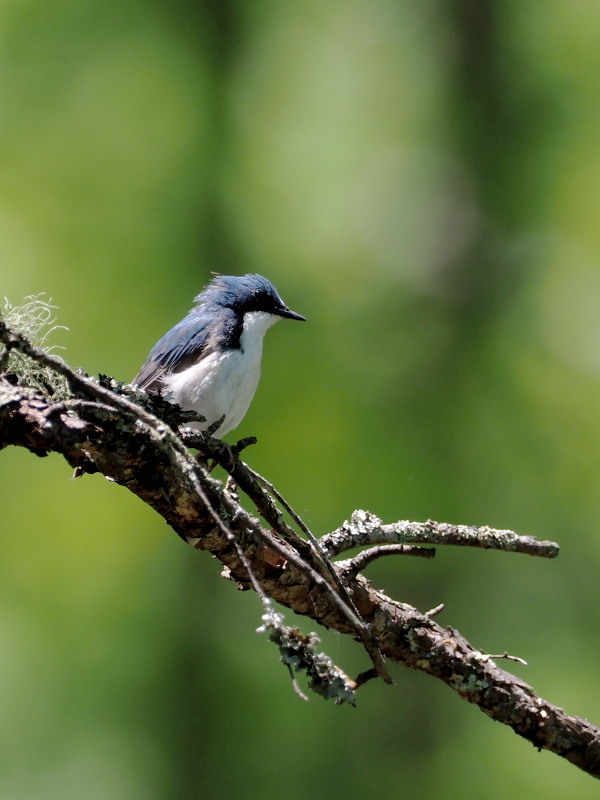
[336,544,435,580]
[476,651,528,666]
[424,603,445,618]
[249,466,319,545]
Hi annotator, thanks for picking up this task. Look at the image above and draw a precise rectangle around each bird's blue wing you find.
[133,313,214,391]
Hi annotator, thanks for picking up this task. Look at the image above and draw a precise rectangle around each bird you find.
[133,273,305,437]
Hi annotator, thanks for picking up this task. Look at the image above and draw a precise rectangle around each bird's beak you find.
[278,306,306,322]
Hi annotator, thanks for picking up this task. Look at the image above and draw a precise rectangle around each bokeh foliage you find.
[2,1,600,797]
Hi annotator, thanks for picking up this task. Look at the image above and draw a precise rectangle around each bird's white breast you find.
[163,311,279,436]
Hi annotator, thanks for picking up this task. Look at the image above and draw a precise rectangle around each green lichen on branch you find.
[0,294,70,400]
[258,609,357,705]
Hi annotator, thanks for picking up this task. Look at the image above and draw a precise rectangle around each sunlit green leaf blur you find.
[2,1,600,797]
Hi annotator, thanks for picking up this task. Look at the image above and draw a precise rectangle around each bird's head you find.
[195,274,306,322]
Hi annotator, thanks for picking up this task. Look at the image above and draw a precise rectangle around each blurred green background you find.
[2,0,600,797]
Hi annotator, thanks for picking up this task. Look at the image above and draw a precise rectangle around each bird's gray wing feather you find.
[133,315,213,391]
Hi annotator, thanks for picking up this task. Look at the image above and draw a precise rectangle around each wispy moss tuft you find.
[0,293,71,400]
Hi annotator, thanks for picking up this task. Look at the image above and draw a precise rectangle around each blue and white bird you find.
[133,274,305,436]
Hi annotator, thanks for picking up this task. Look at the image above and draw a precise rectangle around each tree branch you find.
[2,318,599,779]
[320,510,560,559]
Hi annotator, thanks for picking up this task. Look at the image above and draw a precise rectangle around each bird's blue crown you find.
[191,273,287,317]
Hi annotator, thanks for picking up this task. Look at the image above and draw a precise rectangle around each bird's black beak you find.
[278,306,306,321]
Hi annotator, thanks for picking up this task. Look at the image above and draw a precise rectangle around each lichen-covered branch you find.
[1,318,599,779]
[321,510,560,559]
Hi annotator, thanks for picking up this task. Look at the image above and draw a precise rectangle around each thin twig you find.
[478,651,528,667]
[337,544,435,579]
[424,603,445,618]
[250,467,319,545]
[181,428,314,556]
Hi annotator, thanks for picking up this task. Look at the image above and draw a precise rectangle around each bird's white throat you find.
[163,310,280,436]
[239,310,279,352]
